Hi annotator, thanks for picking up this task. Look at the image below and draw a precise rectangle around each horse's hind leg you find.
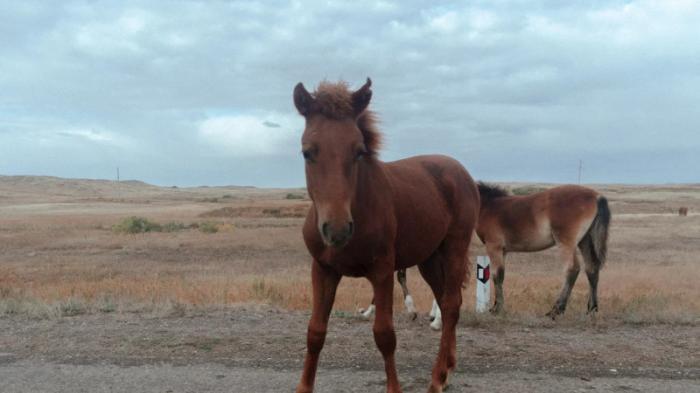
[418,238,468,392]
[397,269,417,320]
[546,243,580,319]
[420,255,444,334]
[359,297,376,319]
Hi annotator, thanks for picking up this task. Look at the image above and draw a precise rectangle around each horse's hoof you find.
[409,312,418,321]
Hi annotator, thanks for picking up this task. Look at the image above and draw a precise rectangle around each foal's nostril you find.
[347,221,354,236]
[321,222,330,238]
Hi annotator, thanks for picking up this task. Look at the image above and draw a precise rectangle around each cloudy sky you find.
[1,1,698,187]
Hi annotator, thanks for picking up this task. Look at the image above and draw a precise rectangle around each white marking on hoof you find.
[359,304,375,320]
[404,295,417,315]
[430,300,442,331]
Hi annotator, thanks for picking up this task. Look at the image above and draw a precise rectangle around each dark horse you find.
[293,78,479,393]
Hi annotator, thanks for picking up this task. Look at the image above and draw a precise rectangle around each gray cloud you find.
[1,0,699,186]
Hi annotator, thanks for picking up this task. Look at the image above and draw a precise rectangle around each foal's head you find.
[293,78,381,248]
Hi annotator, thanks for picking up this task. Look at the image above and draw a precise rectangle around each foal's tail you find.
[579,196,611,269]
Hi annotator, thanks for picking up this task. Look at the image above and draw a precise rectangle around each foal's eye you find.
[302,150,313,162]
[355,148,368,161]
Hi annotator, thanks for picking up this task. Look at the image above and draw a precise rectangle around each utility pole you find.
[117,167,120,182]
[578,160,582,184]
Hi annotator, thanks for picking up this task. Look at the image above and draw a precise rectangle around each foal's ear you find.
[293,82,315,116]
[351,78,372,116]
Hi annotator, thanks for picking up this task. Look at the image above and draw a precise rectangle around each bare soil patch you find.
[0,307,697,392]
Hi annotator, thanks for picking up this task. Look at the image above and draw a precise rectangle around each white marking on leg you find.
[404,295,417,315]
[429,300,442,331]
[429,299,438,319]
[359,304,375,320]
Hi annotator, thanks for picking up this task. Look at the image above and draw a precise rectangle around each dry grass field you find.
[1,175,699,392]
[1,175,699,325]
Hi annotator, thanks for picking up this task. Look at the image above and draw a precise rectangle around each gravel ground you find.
[0,306,698,392]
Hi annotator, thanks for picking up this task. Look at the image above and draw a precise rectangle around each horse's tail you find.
[579,196,611,269]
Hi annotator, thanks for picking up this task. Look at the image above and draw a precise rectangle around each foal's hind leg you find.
[579,242,600,314]
[584,266,599,314]
[397,269,417,320]
[546,242,581,319]
[418,240,468,392]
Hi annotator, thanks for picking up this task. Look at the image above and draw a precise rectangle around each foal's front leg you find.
[370,268,402,393]
[486,243,506,314]
[297,261,341,393]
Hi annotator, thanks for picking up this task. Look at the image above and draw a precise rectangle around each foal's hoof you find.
[427,381,450,392]
[427,385,443,393]
[489,304,503,315]
[295,384,313,393]
[409,311,418,321]
[587,307,599,323]
[546,307,563,320]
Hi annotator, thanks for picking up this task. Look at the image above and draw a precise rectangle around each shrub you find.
[59,298,87,316]
[285,193,305,200]
[112,217,162,234]
[199,221,219,233]
[161,222,187,232]
[262,208,282,217]
[512,186,547,196]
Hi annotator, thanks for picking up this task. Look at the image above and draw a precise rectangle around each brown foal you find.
[476,183,611,318]
[293,78,479,393]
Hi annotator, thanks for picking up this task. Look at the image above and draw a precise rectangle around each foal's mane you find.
[312,81,382,156]
[477,181,510,203]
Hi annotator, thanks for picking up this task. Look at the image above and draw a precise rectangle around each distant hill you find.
[0,175,299,204]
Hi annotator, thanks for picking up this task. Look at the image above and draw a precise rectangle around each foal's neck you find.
[351,158,389,215]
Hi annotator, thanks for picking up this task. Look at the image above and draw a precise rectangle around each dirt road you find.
[1,306,697,392]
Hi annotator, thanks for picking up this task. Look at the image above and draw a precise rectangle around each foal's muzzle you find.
[321,220,354,248]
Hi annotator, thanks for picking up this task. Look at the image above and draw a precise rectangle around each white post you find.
[475,255,491,313]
